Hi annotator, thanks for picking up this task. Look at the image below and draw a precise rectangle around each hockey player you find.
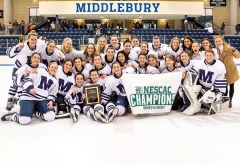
[40,40,65,67]
[160,37,183,61]
[96,36,108,55]
[1,59,58,125]
[136,54,160,74]
[121,39,138,61]
[64,73,85,123]
[82,69,107,123]
[137,41,157,58]
[116,51,138,74]
[6,30,45,111]
[109,34,124,54]
[15,53,47,95]
[101,45,117,68]
[200,38,219,59]
[190,41,205,60]
[131,36,141,54]
[101,62,128,122]
[181,49,226,116]
[56,38,80,61]
[161,55,183,73]
[72,56,90,81]
[85,54,112,80]
[54,59,75,118]
[79,43,98,62]
[182,36,193,54]
[148,36,168,53]
[161,55,185,110]
[178,51,197,71]
[147,54,162,73]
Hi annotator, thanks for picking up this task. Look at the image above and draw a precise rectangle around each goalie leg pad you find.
[182,73,201,116]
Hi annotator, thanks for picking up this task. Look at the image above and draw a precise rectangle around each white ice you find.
[0,56,240,166]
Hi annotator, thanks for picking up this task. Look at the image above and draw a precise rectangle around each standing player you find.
[6,30,45,111]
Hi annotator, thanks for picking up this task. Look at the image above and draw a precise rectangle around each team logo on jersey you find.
[130,86,175,109]
[116,84,126,93]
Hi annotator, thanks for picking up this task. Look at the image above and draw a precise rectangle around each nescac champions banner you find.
[121,73,182,115]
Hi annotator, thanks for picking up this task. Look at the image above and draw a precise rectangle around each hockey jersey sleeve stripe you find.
[25,85,34,92]
[189,68,198,74]
[21,93,43,99]
[215,80,227,83]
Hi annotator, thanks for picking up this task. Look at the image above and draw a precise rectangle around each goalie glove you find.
[199,90,216,103]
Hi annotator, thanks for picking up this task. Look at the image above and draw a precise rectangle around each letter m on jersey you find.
[59,78,73,92]
[38,76,54,90]
[199,69,214,83]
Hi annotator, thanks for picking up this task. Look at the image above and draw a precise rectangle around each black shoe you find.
[229,102,232,108]
[1,112,17,121]
[94,111,107,123]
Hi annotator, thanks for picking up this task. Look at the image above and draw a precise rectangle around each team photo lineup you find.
[1,29,240,125]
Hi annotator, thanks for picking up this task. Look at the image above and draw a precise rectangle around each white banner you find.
[39,1,203,16]
[121,73,182,115]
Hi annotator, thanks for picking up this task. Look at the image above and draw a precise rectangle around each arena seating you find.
[0,29,240,55]
[0,36,18,55]
[131,29,214,44]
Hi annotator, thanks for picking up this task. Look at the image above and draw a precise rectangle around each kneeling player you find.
[1,61,58,124]
[181,50,227,116]
[101,62,128,122]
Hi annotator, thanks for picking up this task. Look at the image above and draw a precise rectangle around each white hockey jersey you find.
[72,66,90,81]
[101,53,117,67]
[136,63,160,74]
[101,73,127,104]
[148,43,168,53]
[55,65,75,96]
[161,67,182,74]
[15,63,47,88]
[192,51,205,60]
[161,46,183,59]
[20,68,58,101]
[189,59,226,93]
[56,45,80,61]
[179,60,197,71]
[64,85,84,106]
[40,46,65,67]
[85,78,106,94]
[108,42,124,55]
[7,40,45,69]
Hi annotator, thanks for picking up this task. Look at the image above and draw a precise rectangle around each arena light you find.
[100,16,104,18]
[139,16,143,19]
